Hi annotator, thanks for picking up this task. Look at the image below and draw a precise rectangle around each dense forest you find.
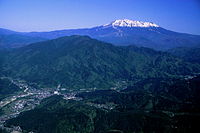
[1,36,200,89]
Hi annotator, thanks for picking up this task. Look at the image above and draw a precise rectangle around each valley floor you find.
[0,74,200,133]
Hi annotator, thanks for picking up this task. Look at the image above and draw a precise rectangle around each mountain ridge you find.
[1,19,200,50]
[2,35,200,89]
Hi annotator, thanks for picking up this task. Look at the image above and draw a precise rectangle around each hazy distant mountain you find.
[0,28,47,48]
[1,19,200,50]
[0,28,18,35]
[0,34,47,48]
[2,35,200,89]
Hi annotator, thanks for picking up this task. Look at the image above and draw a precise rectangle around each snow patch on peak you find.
[104,19,159,28]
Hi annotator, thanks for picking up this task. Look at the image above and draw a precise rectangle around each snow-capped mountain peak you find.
[103,19,159,28]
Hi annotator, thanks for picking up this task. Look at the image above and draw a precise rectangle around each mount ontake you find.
[1,19,200,50]
[103,19,159,28]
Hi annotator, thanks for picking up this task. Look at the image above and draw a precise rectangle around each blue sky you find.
[0,0,200,34]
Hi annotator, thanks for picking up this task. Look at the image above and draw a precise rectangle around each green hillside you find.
[168,47,200,64]
[0,78,20,100]
[0,34,46,48]
[2,35,200,89]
